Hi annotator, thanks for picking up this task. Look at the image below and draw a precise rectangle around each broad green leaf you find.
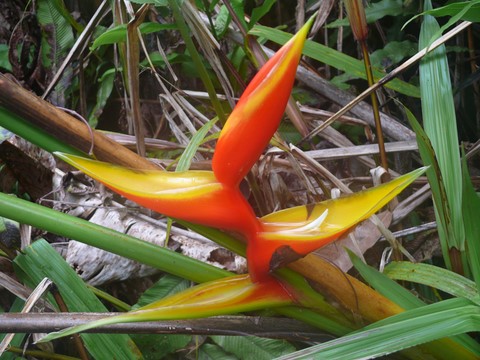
[420,0,464,252]
[328,0,404,28]
[370,40,417,70]
[249,25,420,97]
[91,22,177,50]
[131,333,191,360]
[130,274,193,358]
[462,154,480,290]
[384,261,480,305]
[404,1,480,30]
[250,0,277,26]
[211,335,295,360]
[14,239,141,359]
[132,274,191,310]
[214,5,232,37]
[276,299,480,360]
[0,44,12,72]
[37,0,75,69]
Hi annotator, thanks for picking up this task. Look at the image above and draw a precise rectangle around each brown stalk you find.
[0,74,156,170]
[126,4,150,157]
[345,0,388,170]
[52,287,89,360]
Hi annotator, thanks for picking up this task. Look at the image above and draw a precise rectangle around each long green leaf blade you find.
[384,261,480,305]
[275,299,480,360]
[14,239,141,359]
[419,0,464,251]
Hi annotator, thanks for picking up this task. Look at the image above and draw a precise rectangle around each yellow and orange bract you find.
[248,167,426,282]
[38,274,293,343]
[55,153,261,236]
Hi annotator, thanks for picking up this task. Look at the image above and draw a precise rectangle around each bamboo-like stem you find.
[360,41,388,171]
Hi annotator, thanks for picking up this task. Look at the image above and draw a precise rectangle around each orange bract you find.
[212,20,312,188]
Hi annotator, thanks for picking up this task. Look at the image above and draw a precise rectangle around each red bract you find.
[212,19,312,188]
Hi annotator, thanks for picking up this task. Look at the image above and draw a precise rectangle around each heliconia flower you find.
[54,152,261,236]
[37,274,293,343]
[212,17,313,188]
[247,167,427,282]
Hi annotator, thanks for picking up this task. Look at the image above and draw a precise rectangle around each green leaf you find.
[0,44,12,72]
[462,154,480,290]
[328,0,404,28]
[177,117,218,171]
[404,1,480,31]
[277,299,480,360]
[348,249,425,310]
[132,274,191,310]
[384,261,480,305]
[250,0,277,27]
[91,22,177,50]
[37,0,74,70]
[14,239,141,359]
[130,274,193,358]
[404,104,454,268]
[249,25,420,97]
[420,0,464,252]
[370,40,417,70]
[214,5,232,37]
[131,333,191,360]
[211,336,295,360]
[199,343,240,360]
[88,69,115,127]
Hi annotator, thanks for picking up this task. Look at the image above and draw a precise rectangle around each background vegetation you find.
[0,0,479,359]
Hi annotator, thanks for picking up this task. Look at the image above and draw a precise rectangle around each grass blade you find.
[276,299,480,360]
[419,0,464,253]
[384,261,480,305]
[462,154,480,289]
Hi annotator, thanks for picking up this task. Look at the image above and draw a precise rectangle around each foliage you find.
[0,0,479,359]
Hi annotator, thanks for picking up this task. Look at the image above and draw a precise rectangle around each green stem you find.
[0,192,229,283]
[0,107,84,156]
